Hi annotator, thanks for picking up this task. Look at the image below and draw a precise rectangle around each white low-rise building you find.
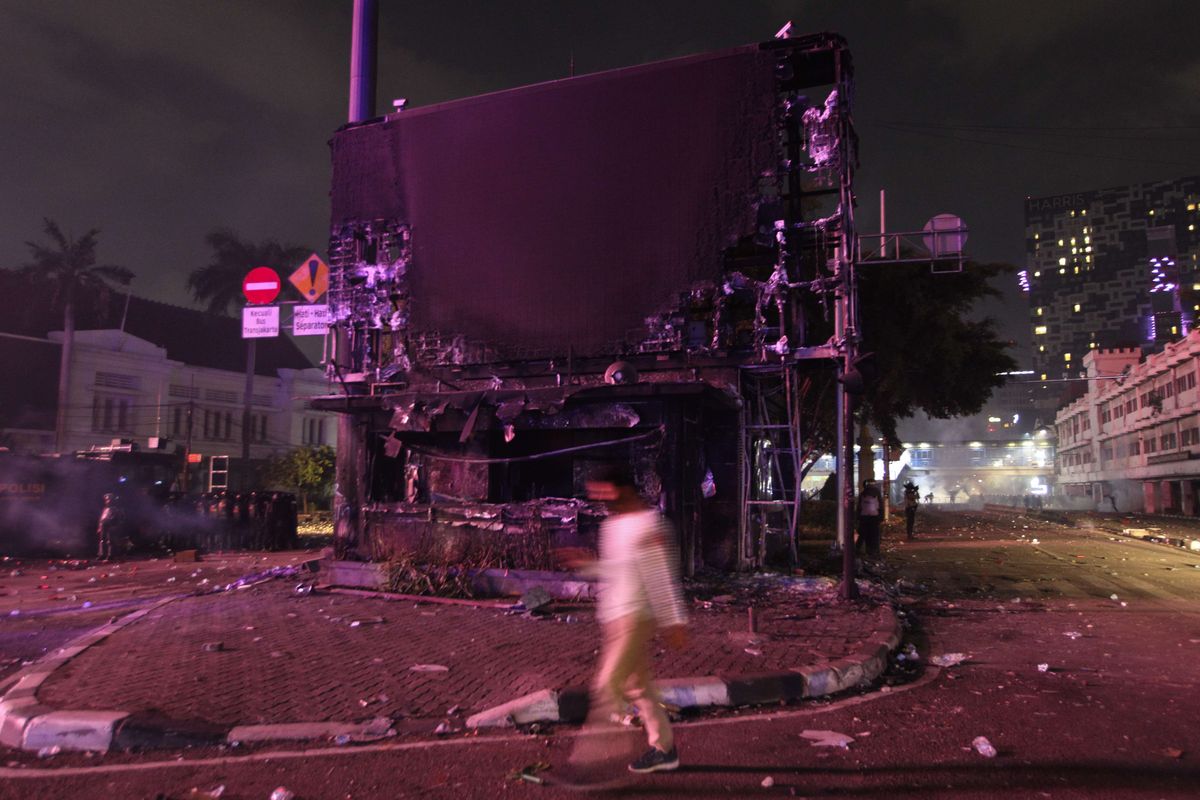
[0,296,338,490]
[1055,336,1200,513]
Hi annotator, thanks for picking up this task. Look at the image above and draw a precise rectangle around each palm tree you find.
[187,228,310,315]
[187,229,312,462]
[22,219,134,452]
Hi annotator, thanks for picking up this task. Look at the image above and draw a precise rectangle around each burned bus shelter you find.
[313,32,858,574]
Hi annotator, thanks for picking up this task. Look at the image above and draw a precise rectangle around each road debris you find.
[201,642,225,653]
[507,761,551,784]
[269,788,296,800]
[1063,631,1082,640]
[972,736,997,758]
[931,652,968,667]
[410,663,450,672]
[800,730,854,748]
[517,586,554,615]
[761,776,775,788]
[1037,663,1050,672]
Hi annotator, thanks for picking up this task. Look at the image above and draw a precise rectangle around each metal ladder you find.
[739,365,803,567]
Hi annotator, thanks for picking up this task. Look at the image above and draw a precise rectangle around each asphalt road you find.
[2,510,1199,799]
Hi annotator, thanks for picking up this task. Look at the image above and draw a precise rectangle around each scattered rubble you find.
[930,653,968,667]
[971,736,997,758]
[517,586,554,615]
[800,730,854,748]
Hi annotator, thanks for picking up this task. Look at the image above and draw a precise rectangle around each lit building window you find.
[1085,256,1091,263]
[1074,266,1080,274]
[1073,303,1081,312]
[1190,224,1195,232]
[1041,373,1048,380]
[1083,236,1090,244]
[1090,342,1096,349]
[1064,353,1071,361]
[1058,239,1064,246]
[1034,270,1041,277]
[1070,210,1076,217]
[1149,209,1155,215]
[1059,268,1066,274]
[1058,257,1067,266]
[1039,345,1045,352]
[1037,307,1043,316]
[1081,209,1087,216]
[1172,326,1179,335]
[1070,237,1076,246]
[1034,325,1048,335]
[1188,203,1196,211]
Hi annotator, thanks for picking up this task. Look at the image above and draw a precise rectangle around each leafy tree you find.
[21,219,133,451]
[794,260,1016,484]
[186,228,310,315]
[859,261,1014,499]
[857,260,1016,443]
[265,445,336,513]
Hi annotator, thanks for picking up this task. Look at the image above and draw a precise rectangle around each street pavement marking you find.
[0,670,939,780]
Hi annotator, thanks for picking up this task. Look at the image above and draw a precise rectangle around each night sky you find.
[2,0,1197,356]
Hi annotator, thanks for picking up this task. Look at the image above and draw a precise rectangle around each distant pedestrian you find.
[96,493,121,561]
[856,479,883,557]
[559,464,689,783]
[903,481,920,540]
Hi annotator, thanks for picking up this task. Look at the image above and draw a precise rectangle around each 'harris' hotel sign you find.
[1026,191,1097,215]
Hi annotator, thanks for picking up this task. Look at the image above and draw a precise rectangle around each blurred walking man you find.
[561,464,689,781]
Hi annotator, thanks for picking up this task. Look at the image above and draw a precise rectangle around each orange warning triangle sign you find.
[289,254,330,303]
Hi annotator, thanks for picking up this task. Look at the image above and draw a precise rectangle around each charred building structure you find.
[314,34,859,573]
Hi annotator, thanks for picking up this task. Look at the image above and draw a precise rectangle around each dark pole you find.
[348,0,378,123]
[182,398,194,491]
[840,367,857,599]
[241,339,257,466]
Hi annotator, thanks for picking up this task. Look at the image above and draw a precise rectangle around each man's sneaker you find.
[628,746,679,773]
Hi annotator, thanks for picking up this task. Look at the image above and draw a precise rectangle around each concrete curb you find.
[0,596,179,753]
[466,603,905,729]
[0,590,904,752]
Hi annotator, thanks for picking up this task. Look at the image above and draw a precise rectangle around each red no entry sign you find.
[242,266,281,305]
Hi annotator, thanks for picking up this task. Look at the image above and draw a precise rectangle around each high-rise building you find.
[1022,177,1200,382]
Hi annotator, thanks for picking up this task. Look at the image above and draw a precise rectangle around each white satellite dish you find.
[923,213,968,257]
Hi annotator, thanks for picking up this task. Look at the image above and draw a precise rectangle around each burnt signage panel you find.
[330,46,780,360]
